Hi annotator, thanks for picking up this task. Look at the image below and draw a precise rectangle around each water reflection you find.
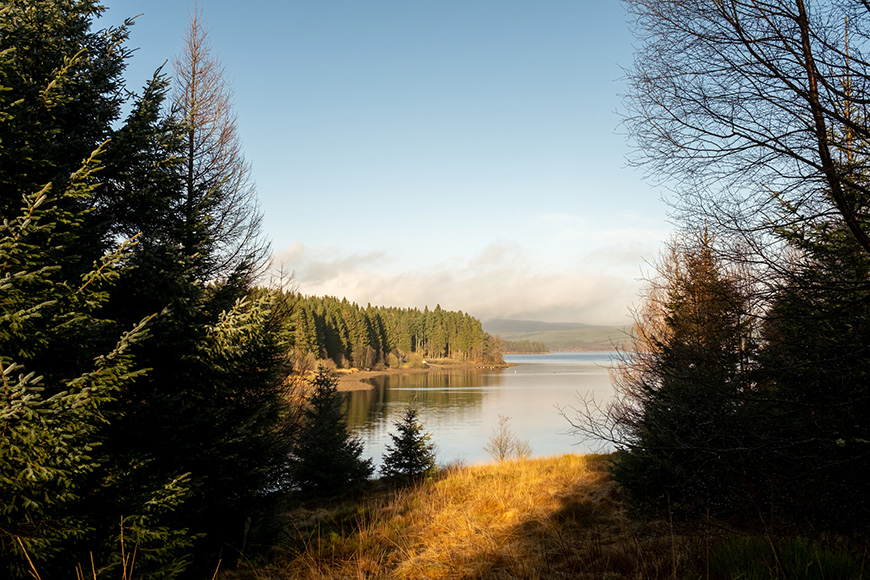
[344,353,616,470]
[345,370,493,426]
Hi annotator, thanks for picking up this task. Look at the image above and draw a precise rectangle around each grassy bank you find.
[228,454,642,579]
[221,454,866,580]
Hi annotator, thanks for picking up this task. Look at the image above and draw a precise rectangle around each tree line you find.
[293,296,502,370]
[570,0,870,534]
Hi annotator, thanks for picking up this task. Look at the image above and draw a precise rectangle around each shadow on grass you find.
[472,471,867,580]
[220,455,864,580]
[468,472,705,580]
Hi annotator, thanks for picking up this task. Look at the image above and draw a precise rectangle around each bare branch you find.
[624,0,870,255]
[172,6,270,281]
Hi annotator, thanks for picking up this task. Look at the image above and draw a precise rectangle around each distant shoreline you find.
[334,360,510,392]
[333,351,620,392]
[501,347,621,354]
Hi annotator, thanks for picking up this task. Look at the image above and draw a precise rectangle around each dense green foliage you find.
[596,219,870,534]
[293,296,501,370]
[0,146,166,577]
[290,369,373,495]
[380,404,438,484]
[602,226,870,530]
[0,2,296,577]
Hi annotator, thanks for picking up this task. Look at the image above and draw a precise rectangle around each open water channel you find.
[344,352,618,470]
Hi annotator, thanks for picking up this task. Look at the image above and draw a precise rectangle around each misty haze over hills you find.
[482,319,629,352]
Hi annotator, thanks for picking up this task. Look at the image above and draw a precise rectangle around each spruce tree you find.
[380,403,438,484]
[290,368,373,495]
[98,63,297,575]
[2,2,298,575]
[0,146,191,580]
[0,4,193,576]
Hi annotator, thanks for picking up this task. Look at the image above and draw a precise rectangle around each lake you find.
[344,352,618,470]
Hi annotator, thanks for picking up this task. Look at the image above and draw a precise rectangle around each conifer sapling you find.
[290,367,373,494]
[381,402,438,483]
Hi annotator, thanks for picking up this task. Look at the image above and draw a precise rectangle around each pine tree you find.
[290,368,373,495]
[381,403,438,484]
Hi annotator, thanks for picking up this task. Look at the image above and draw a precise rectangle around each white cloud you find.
[269,238,658,325]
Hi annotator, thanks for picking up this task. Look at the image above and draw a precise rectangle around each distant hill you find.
[483,319,630,352]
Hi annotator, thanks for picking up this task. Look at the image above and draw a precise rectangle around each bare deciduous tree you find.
[172,7,270,280]
[484,415,532,462]
[624,0,870,256]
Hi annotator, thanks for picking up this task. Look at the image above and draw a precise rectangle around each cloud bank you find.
[270,237,660,326]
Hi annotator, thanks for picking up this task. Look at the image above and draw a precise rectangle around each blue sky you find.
[101,1,670,325]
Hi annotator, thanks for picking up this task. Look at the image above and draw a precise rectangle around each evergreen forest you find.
[292,296,502,371]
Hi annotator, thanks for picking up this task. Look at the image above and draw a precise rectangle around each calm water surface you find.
[345,352,617,470]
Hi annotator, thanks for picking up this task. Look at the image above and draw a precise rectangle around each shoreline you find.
[334,361,510,392]
[331,351,616,392]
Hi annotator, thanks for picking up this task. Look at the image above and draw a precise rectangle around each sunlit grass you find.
[18,452,866,579]
[224,454,703,579]
[221,454,868,579]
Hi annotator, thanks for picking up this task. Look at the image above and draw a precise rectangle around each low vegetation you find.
[221,455,867,580]
[483,414,532,461]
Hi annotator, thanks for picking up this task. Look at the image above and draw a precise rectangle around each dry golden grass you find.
[225,454,708,580]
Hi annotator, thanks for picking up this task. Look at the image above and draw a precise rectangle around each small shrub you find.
[484,415,532,461]
[318,357,338,372]
[294,351,319,373]
[404,352,427,369]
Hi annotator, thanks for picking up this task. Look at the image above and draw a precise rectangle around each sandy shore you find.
[334,361,510,392]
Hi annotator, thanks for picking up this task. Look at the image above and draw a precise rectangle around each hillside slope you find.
[484,319,629,352]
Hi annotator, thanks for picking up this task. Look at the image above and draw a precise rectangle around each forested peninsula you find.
[292,296,504,371]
